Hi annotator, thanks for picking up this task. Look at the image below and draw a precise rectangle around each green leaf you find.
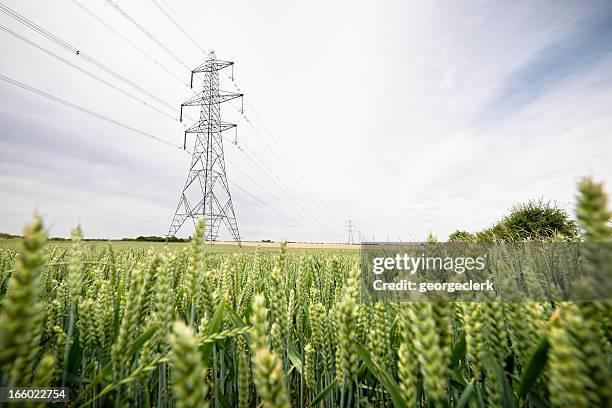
[206,301,226,336]
[355,342,408,408]
[483,354,518,408]
[128,326,157,355]
[287,340,303,375]
[451,367,467,388]
[199,301,225,364]
[217,389,232,408]
[67,335,83,376]
[457,380,475,408]
[225,304,248,327]
[451,378,466,391]
[475,381,486,408]
[518,335,549,397]
[450,331,466,369]
[310,379,336,406]
[357,363,367,382]
[65,372,89,385]
[225,303,252,344]
[528,390,553,408]
[304,265,312,288]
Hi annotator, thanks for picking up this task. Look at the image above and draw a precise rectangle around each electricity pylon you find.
[347,220,355,244]
[168,51,243,243]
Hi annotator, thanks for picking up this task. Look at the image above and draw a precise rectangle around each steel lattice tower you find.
[168,51,243,243]
[347,220,355,244]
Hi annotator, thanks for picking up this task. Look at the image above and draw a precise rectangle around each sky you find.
[0,0,611,243]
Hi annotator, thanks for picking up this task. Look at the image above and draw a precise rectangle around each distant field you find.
[0,238,359,252]
[217,240,360,250]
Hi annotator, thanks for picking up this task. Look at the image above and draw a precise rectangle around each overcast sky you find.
[1,0,611,242]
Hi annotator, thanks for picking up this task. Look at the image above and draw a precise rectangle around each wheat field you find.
[0,178,610,407]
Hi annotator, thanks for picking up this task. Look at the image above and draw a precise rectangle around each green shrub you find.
[487,199,578,241]
[448,230,475,242]
[450,199,578,242]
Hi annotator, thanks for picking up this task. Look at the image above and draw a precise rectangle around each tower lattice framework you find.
[168,51,243,243]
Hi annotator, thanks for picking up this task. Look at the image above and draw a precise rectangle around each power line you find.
[236,138,343,234]
[223,115,345,237]
[225,105,344,237]
[147,0,207,55]
[0,73,182,149]
[227,179,336,239]
[0,3,73,50]
[67,0,189,87]
[234,142,344,237]
[229,99,344,229]
[227,159,304,219]
[0,24,178,122]
[246,97,337,210]
[244,95,343,226]
[63,0,199,122]
[235,139,309,204]
[0,2,176,112]
[230,145,344,240]
[226,102,345,234]
[104,0,191,70]
[227,102,331,219]
[226,84,342,228]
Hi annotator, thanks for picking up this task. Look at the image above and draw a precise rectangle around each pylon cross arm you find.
[192,60,233,73]
[181,91,243,107]
[185,120,237,134]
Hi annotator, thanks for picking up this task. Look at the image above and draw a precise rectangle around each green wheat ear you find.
[575,177,612,406]
[303,343,316,390]
[0,216,46,386]
[548,305,593,408]
[575,177,612,299]
[409,302,446,406]
[32,354,55,387]
[236,336,251,408]
[186,218,205,322]
[398,305,419,407]
[249,295,290,408]
[337,265,359,382]
[68,225,83,306]
[576,177,612,242]
[170,321,209,408]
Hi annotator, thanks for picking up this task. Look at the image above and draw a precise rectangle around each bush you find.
[483,199,578,241]
[449,199,579,242]
[448,230,475,242]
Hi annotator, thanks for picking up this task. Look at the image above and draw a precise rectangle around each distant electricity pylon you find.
[347,220,355,244]
[168,51,243,243]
